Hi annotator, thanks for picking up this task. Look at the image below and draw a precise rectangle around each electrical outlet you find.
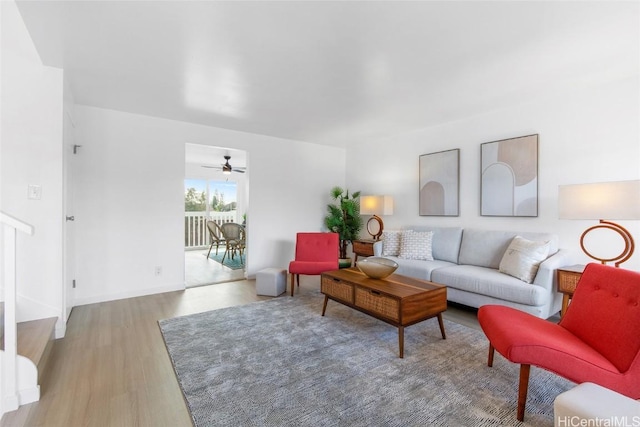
[28,184,42,200]
[154,266,162,276]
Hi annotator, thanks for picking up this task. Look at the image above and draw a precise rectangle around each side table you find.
[557,265,585,317]
[352,240,375,265]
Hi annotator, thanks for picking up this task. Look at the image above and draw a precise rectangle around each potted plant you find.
[324,186,363,267]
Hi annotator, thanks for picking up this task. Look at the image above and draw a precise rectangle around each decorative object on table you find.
[419,149,460,216]
[324,187,363,261]
[481,134,538,217]
[356,256,398,279]
[558,180,640,267]
[359,195,394,239]
[478,263,640,422]
[287,232,339,296]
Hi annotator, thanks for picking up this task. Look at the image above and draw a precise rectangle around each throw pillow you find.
[381,230,403,257]
[399,230,434,261]
[499,236,551,284]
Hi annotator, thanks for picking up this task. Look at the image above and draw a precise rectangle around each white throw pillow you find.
[381,230,403,257]
[499,236,551,284]
[399,230,434,261]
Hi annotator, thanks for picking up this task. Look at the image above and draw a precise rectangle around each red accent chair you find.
[478,263,640,422]
[288,232,339,296]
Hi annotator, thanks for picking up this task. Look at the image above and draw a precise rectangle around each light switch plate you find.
[28,184,42,200]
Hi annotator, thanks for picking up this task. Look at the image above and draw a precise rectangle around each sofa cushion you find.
[458,229,559,269]
[499,236,551,284]
[399,230,434,260]
[381,230,403,257]
[385,257,456,281]
[410,226,463,264]
[432,264,550,306]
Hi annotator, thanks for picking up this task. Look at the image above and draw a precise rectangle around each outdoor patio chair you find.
[206,221,225,258]
[220,223,246,265]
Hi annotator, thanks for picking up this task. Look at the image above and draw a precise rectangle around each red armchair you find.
[288,232,339,296]
[478,263,640,421]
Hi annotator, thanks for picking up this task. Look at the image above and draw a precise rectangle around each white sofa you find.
[373,227,574,319]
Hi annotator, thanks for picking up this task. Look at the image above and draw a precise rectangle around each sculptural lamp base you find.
[580,220,635,268]
[366,215,384,240]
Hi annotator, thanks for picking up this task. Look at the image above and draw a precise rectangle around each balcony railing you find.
[185,211,238,249]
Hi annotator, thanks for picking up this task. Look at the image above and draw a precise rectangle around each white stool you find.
[256,268,287,296]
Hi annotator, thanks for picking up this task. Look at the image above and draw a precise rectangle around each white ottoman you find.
[554,383,640,427]
[256,268,287,296]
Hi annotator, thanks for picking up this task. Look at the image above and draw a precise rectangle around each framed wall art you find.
[419,149,460,216]
[481,134,538,217]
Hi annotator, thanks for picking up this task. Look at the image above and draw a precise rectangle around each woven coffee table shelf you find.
[321,268,447,358]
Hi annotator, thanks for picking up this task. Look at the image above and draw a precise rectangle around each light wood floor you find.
[1,276,480,427]
[184,249,245,288]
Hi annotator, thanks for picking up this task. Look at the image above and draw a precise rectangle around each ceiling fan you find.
[202,155,246,174]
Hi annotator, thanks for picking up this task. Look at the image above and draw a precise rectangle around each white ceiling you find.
[15,1,639,148]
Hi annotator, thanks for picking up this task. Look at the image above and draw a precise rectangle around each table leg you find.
[398,326,404,358]
[321,295,328,316]
[437,313,446,339]
[561,294,570,317]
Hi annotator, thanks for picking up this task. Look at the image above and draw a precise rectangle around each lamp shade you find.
[360,195,394,216]
[558,180,640,220]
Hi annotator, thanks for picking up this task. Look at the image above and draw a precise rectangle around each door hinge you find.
[72,279,76,288]
[73,145,82,154]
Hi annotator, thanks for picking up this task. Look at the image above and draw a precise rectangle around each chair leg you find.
[296,274,300,287]
[290,273,295,297]
[207,242,214,258]
[487,344,495,367]
[517,364,531,422]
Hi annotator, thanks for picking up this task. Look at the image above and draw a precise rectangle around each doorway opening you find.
[184,144,248,288]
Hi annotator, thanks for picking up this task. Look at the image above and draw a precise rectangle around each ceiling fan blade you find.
[201,156,246,173]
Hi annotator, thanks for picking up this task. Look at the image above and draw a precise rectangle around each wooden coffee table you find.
[321,268,447,358]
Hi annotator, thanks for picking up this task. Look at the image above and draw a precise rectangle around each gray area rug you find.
[159,291,572,426]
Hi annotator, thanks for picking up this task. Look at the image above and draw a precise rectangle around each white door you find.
[62,109,76,320]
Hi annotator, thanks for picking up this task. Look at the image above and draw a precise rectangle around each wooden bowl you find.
[357,257,398,279]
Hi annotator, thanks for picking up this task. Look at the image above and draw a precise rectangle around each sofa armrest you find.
[373,240,383,257]
[533,249,577,290]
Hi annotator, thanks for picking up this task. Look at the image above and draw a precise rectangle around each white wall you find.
[347,74,640,271]
[72,106,344,305]
[1,0,65,326]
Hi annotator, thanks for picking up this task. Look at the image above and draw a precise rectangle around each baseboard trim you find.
[73,283,185,307]
[18,385,39,406]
